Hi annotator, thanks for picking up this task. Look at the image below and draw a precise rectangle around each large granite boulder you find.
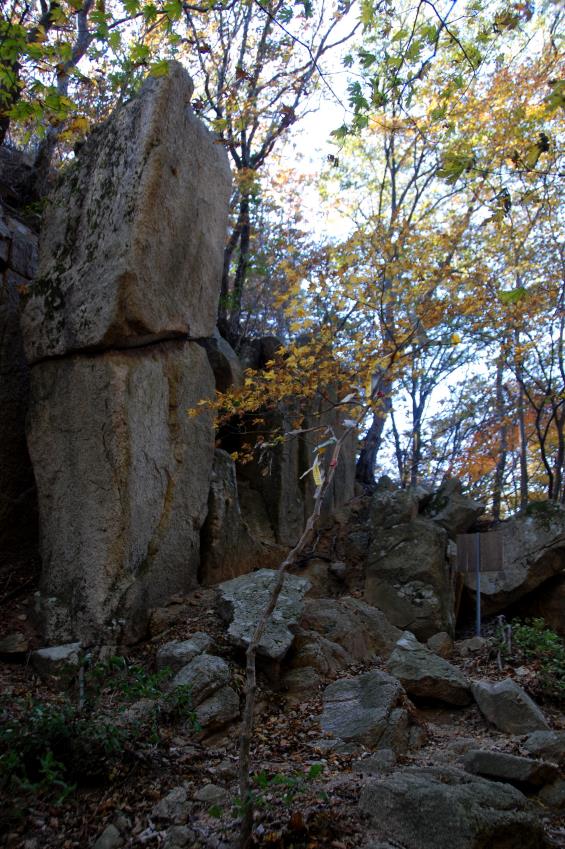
[199,449,265,585]
[471,678,550,734]
[217,569,310,661]
[299,596,402,660]
[320,669,424,753]
[359,765,548,849]
[387,631,472,706]
[22,62,231,362]
[464,502,565,615]
[522,730,565,767]
[28,341,215,643]
[424,477,485,536]
[365,486,452,640]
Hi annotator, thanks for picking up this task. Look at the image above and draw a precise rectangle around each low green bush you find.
[499,617,565,702]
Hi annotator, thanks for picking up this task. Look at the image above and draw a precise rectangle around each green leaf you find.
[148,60,170,77]
[499,287,527,305]
[307,763,324,779]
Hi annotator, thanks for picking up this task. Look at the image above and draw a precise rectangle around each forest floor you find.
[1,557,564,849]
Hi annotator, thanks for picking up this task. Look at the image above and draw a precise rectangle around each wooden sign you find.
[455,532,504,573]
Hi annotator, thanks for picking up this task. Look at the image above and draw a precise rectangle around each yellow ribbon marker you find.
[312,457,323,487]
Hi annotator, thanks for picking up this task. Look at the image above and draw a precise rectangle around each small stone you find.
[93,824,123,849]
[0,632,29,655]
[463,749,559,791]
[387,632,471,706]
[151,787,191,823]
[156,633,213,672]
[171,654,231,706]
[196,685,240,730]
[194,783,228,805]
[31,643,81,675]
[163,825,197,849]
[456,637,487,656]
[426,632,454,658]
[353,749,397,774]
[329,561,347,580]
[538,778,565,810]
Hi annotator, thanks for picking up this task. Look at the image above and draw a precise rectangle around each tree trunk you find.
[356,386,392,486]
[492,361,508,522]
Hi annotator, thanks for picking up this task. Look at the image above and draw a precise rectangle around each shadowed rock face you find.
[22,62,231,363]
[29,341,215,644]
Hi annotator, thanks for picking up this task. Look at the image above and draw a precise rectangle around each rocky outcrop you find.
[21,64,231,644]
[299,596,402,660]
[365,484,453,640]
[320,669,425,753]
[464,502,565,615]
[0,203,38,553]
[359,765,548,849]
[423,477,484,536]
[22,64,231,362]
[471,678,550,734]
[387,631,472,706]
[199,450,266,585]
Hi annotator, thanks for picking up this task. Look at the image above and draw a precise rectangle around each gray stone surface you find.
[427,631,454,658]
[425,478,484,536]
[171,654,231,706]
[299,596,402,660]
[195,685,240,730]
[463,749,559,790]
[0,632,29,655]
[365,490,452,640]
[522,730,565,767]
[156,633,213,672]
[472,678,550,734]
[217,569,310,661]
[359,765,548,849]
[464,502,565,615]
[282,666,322,694]
[28,341,215,643]
[22,63,231,362]
[151,786,191,823]
[31,642,81,675]
[93,824,123,849]
[194,784,228,805]
[320,669,424,753]
[287,629,352,677]
[200,449,264,585]
[199,330,243,392]
[162,826,197,849]
[387,631,471,706]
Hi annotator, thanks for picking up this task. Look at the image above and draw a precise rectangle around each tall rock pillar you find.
[21,63,231,644]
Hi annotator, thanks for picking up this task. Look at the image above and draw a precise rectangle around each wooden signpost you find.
[455,531,504,637]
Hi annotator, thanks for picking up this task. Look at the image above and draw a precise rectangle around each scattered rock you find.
[287,630,352,677]
[353,749,396,774]
[359,765,548,849]
[156,633,213,672]
[426,631,453,658]
[320,669,424,753]
[538,778,565,811]
[387,632,472,706]
[171,654,231,706]
[217,569,310,661]
[149,602,192,638]
[162,825,197,849]
[522,730,565,767]
[195,685,240,730]
[329,561,347,580]
[455,636,486,656]
[0,632,29,656]
[471,678,550,734]
[151,786,191,824]
[31,642,81,676]
[282,666,322,694]
[93,824,123,849]
[462,749,559,791]
[194,784,228,806]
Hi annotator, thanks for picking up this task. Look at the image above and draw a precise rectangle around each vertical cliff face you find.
[19,63,232,644]
[0,202,38,557]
